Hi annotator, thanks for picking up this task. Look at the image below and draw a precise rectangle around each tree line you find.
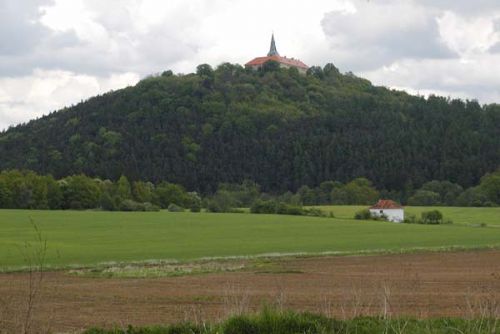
[0,169,498,211]
[0,62,499,195]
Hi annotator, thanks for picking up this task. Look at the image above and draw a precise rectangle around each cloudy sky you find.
[1,0,500,130]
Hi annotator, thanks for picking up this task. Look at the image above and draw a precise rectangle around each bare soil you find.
[1,250,500,333]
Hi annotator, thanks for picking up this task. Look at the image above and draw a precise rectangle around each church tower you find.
[267,34,279,57]
[245,34,309,74]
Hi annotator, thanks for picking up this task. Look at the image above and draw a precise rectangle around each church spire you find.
[267,33,279,57]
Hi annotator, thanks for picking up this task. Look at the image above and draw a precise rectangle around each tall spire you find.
[267,33,279,57]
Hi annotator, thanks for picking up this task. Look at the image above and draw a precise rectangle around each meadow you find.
[312,205,500,226]
[0,207,499,270]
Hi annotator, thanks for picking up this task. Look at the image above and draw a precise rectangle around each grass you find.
[1,208,500,270]
[313,205,500,226]
[83,308,500,334]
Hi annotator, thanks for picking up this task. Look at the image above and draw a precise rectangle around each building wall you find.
[247,63,307,75]
[369,208,404,223]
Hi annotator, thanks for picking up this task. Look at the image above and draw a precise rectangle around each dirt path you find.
[1,250,500,332]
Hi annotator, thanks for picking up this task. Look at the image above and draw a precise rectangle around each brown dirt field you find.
[1,250,500,332]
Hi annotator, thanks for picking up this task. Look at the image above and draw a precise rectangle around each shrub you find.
[189,201,201,212]
[282,205,304,216]
[251,199,277,214]
[118,200,159,212]
[206,190,237,213]
[403,214,417,224]
[142,202,160,212]
[303,207,326,217]
[420,210,444,224]
[354,209,372,220]
[167,203,184,212]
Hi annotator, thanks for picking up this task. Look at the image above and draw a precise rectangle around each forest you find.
[0,168,498,211]
[0,62,499,195]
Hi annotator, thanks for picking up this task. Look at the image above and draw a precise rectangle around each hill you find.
[0,63,499,193]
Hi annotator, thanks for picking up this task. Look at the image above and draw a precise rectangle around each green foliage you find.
[153,182,190,209]
[60,175,101,209]
[421,210,444,225]
[408,190,441,206]
[477,169,500,204]
[218,180,260,207]
[82,309,500,334]
[206,190,237,213]
[116,175,132,200]
[132,181,154,203]
[2,64,499,196]
[250,199,325,217]
[354,209,372,220]
[187,192,202,212]
[456,187,490,207]
[167,203,184,212]
[331,178,379,205]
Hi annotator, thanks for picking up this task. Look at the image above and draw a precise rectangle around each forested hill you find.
[0,62,499,193]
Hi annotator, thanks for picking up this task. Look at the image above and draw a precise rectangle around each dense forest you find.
[0,62,499,195]
[0,169,498,211]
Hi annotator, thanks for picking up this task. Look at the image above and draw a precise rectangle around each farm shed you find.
[369,199,404,222]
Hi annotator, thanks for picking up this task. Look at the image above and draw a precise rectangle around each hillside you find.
[0,63,499,193]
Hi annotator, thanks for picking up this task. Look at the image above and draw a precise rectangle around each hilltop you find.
[0,63,499,193]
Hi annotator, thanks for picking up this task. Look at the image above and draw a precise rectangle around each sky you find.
[1,0,500,130]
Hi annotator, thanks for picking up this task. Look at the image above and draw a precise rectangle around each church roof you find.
[245,55,309,69]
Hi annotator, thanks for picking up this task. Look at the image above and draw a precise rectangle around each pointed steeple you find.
[267,33,279,57]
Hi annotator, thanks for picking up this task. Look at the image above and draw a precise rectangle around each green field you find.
[0,207,499,270]
[311,206,500,226]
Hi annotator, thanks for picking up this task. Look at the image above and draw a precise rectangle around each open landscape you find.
[1,207,499,332]
[1,207,500,270]
[1,2,500,332]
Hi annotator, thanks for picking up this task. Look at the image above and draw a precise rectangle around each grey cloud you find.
[419,0,500,15]
[321,1,456,72]
[0,0,54,56]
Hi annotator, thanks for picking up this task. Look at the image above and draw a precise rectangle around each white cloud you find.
[1,0,500,130]
[0,70,139,130]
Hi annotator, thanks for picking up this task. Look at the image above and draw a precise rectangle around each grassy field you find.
[313,205,500,226]
[0,207,499,270]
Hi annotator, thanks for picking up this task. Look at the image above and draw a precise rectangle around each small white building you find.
[369,199,404,223]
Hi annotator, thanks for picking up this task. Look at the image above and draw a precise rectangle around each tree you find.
[331,178,379,205]
[477,169,500,205]
[61,175,101,209]
[408,190,440,206]
[153,182,189,208]
[116,175,132,200]
[132,181,154,203]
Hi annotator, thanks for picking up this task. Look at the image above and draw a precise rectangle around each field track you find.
[1,250,500,332]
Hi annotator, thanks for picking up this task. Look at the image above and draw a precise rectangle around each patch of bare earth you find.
[1,250,500,332]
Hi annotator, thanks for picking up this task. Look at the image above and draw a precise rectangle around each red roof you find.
[245,55,308,69]
[370,199,403,210]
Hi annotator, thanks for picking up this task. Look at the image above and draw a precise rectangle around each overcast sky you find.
[1,0,500,130]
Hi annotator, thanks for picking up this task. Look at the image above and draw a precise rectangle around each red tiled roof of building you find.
[370,199,403,210]
[245,55,309,69]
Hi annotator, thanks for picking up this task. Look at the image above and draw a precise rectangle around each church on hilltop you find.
[245,34,309,74]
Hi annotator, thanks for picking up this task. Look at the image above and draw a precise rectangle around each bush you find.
[251,199,277,214]
[143,202,160,212]
[303,207,326,217]
[420,210,444,224]
[354,209,372,220]
[403,214,417,224]
[167,203,184,212]
[118,199,160,212]
[206,190,237,213]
